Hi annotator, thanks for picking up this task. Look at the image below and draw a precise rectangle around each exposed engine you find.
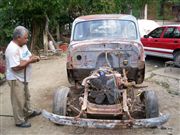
[87,67,126,105]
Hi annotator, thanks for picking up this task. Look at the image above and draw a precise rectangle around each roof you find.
[74,14,137,23]
[71,14,141,41]
[162,24,180,27]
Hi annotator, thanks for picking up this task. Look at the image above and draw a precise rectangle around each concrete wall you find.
[155,20,180,26]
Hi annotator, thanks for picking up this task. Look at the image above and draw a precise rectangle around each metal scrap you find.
[42,110,170,129]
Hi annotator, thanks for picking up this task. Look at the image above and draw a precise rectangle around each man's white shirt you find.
[5,41,32,82]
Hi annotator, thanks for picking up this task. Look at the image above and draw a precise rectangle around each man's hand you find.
[30,56,40,63]
[12,56,40,71]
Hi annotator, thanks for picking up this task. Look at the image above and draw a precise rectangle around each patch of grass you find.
[154,80,180,96]
[154,81,169,89]
[166,89,180,96]
[145,73,155,80]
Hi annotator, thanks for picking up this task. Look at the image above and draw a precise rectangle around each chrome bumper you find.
[42,110,169,129]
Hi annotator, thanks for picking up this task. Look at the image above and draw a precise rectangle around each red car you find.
[141,25,180,67]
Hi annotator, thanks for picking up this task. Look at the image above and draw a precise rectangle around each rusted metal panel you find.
[42,110,170,129]
[87,101,122,115]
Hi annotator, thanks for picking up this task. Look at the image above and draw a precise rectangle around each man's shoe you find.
[28,110,41,118]
[16,121,31,128]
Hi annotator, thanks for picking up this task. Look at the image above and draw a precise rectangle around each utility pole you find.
[144,4,148,19]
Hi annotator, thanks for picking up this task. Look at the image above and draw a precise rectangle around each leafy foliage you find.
[0,0,63,49]
[0,0,177,50]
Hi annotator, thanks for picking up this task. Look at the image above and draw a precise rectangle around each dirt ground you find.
[0,55,180,135]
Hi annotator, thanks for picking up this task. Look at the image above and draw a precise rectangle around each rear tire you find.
[174,51,180,67]
[141,90,159,118]
[136,67,145,84]
[52,86,70,115]
[67,69,74,84]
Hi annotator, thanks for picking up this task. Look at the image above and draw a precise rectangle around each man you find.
[5,26,41,128]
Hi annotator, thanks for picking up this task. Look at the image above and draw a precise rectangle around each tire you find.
[67,69,74,84]
[52,86,70,115]
[135,67,145,84]
[141,90,159,118]
[174,51,180,67]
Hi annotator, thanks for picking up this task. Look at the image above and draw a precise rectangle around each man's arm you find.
[12,56,40,71]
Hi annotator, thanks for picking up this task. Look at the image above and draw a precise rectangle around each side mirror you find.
[144,35,149,38]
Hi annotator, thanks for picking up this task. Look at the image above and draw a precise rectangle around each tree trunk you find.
[44,15,49,54]
[30,19,44,54]
[176,10,180,22]
[56,24,60,42]
[45,14,58,49]
[43,31,48,54]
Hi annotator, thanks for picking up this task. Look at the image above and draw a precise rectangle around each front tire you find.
[52,86,70,115]
[141,90,159,118]
[174,51,180,67]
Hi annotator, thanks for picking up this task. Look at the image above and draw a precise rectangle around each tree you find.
[0,0,63,53]
[0,0,172,53]
[172,0,180,21]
